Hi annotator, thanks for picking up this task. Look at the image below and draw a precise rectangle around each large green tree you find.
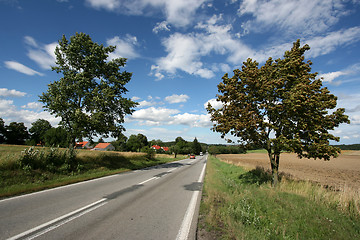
[192,137,202,155]
[207,40,350,186]
[40,32,137,146]
[29,119,52,145]
[43,127,70,148]
[126,134,148,152]
[5,122,29,145]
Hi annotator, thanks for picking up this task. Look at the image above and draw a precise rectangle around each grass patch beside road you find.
[198,156,360,240]
[0,144,186,199]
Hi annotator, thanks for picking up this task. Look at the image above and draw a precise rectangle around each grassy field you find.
[198,156,360,240]
[0,144,185,199]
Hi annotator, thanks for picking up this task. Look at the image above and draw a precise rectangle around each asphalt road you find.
[0,155,207,240]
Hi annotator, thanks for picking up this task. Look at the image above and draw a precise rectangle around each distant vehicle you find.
[200,152,203,156]
[190,154,195,159]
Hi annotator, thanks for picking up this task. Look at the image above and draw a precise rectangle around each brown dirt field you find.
[218,151,360,191]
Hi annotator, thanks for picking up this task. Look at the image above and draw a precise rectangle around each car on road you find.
[190,154,195,159]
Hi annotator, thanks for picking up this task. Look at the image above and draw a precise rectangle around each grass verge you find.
[0,144,186,199]
[197,156,360,240]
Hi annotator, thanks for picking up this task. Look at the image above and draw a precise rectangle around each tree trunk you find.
[267,146,280,187]
[270,154,280,187]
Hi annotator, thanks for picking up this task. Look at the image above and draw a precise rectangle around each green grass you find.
[0,144,185,199]
[198,156,360,240]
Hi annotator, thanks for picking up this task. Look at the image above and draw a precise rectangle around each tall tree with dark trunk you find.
[40,32,137,147]
[207,40,350,187]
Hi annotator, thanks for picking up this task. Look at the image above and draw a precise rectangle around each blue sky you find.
[1,0,360,144]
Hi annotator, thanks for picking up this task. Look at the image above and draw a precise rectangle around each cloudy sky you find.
[1,0,360,144]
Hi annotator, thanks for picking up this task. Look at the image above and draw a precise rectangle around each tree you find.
[112,133,128,151]
[0,118,5,143]
[126,134,148,152]
[39,32,138,147]
[192,137,202,155]
[43,127,70,148]
[29,119,52,145]
[207,40,350,186]
[5,122,29,145]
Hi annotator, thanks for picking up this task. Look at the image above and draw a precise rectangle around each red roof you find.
[152,145,161,150]
[76,141,88,147]
[94,143,111,149]
[162,147,169,151]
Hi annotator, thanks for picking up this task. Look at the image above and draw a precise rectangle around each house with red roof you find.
[92,143,115,151]
[75,141,91,149]
[151,145,169,152]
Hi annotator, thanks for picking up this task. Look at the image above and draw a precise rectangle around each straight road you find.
[0,155,207,240]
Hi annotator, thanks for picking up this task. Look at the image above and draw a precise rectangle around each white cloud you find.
[305,27,360,58]
[21,102,43,110]
[153,21,171,33]
[151,15,248,79]
[0,100,60,128]
[85,0,207,27]
[127,106,212,128]
[0,88,26,97]
[132,96,141,101]
[25,36,57,69]
[85,0,120,11]
[204,98,223,110]
[318,63,360,84]
[165,94,189,104]
[138,100,155,108]
[107,35,140,60]
[4,61,44,76]
[238,0,349,36]
[319,71,347,83]
[171,113,212,128]
[129,107,180,125]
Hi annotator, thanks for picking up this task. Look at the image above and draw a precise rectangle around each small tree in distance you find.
[207,40,350,187]
[40,32,137,147]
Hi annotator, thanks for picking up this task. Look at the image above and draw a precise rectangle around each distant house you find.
[92,143,115,151]
[152,145,169,152]
[75,141,91,149]
[152,145,162,150]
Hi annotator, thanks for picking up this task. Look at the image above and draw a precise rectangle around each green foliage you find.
[208,145,245,156]
[126,134,148,152]
[43,127,70,148]
[0,118,5,143]
[140,146,156,160]
[39,32,138,146]
[18,146,80,173]
[207,40,350,186]
[29,119,52,145]
[111,133,128,151]
[4,122,29,145]
[192,137,202,155]
[333,144,360,150]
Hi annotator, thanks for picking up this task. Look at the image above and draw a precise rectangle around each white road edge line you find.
[176,159,207,240]
[138,177,158,185]
[7,198,108,240]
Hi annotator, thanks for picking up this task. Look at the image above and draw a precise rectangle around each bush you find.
[18,147,80,173]
[141,146,155,160]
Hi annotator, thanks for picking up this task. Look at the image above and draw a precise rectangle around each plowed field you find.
[218,151,360,191]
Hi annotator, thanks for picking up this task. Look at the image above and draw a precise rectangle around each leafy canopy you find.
[40,33,137,145]
[207,40,350,186]
[208,40,349,160]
